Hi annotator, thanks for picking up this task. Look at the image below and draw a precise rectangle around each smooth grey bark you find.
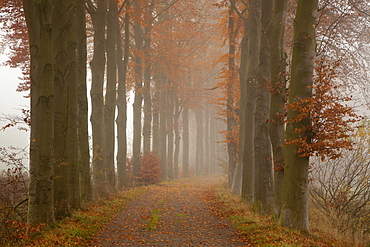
[269,0,288,217]
[173,97,180,178]
[209,109,217,174]
[24,0,55,225]
[241,0,261,203]
[116,0,129,190]
[52,0,69,219]
[66,0,80,211]
[132,1,144,180]
[105,0,118,192]
[143,5,153,154]
[253,0,274,214]
[282,0,318,231]
[88,0,108,198]
[159,78,168,180]
[77,0,92,203]
[182,105,190,177]
[227,3,238,190]
[195,107,204,176]
[167,90,174,180]
[204,106,210,175]
[152,80,160,153]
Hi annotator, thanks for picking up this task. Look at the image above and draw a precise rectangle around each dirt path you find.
[88,177,249,246]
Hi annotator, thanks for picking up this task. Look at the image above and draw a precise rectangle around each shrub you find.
[138,152,161,186]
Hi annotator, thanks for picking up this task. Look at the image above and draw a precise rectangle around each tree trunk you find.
[209,110,217,174]
[167,90,174,180]
[116,0,130,190]
[89,0,108,198]
[143,7,153,154]
[66,0,80,211]
[204,106,210,175]
[269,0,288,217]
[282,0,318,231]
[173,97,180,178]
[132,1,144,180]
[105,0,118,192]
[24,0,55,225]
[159,78,168,180]
[77,0,92,203]
[254,0,274,214]
[53,0,71,219]
[182,105,190,177]
[228,3,238,190]
[195,107,204,176]
[241,0,261,203]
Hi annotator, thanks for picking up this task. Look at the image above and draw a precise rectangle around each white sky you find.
[0,53,30,170]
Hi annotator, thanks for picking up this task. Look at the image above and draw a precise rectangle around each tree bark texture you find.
[105,0,118,192]
[77,0,92,203]
[24,0,56,225]
[282,0,318,231]
[89,0,108,198]
[132,1,144,179]
[254,0,274,214]
[116,0,130,190]
[241,0,261,203]
[52,0,70,219]
[269,0,288,217]
[182,105,190,177]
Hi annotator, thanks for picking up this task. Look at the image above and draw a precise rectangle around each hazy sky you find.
[0,53,29,170]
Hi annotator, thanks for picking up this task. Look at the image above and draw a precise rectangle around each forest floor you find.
[88,176,250,246]
[15,176,351,246]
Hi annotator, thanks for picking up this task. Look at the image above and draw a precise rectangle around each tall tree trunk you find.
[269,0,288,217]
[159,78,167,180]
[204,106,210,175]
[254,0,274,214]
[132,1,144,180]
[209,109,217,174]
[105,0,118,192]
[152,81,160,154]
[116,0,130,190]
[227,3,238,190]
[167,90,174,180]
[66,0,80,211]
[77,0,92,203]
[282,0,318,231]
[182,104,190,177]
[24,0,55,225]
[173,97,180,178]
[195,107,204,176]
[89,0,108,198]
[53,0,70,219]
[143,6,153,154]
[241,0,261,203]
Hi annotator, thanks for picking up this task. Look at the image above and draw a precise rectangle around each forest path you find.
[88,176,249,246]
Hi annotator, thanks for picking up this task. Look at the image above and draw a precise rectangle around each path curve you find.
[88,177,249,246]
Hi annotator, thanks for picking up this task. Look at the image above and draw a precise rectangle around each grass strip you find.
[211,183,350,247]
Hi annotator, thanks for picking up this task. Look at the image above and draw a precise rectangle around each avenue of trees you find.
[1,0,370,238]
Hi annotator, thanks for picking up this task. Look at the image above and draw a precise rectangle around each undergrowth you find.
[211,183,351,247]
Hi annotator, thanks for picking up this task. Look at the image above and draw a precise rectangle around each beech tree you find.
[282,0,318,231]
[23,0,55,225]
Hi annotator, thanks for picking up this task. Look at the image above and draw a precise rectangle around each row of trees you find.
[215,0,368,232]
[16,0,227,225]
[2,0,369,234]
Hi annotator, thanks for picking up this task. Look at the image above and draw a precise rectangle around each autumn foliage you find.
[284,60,361,160]
[138,152,162,186]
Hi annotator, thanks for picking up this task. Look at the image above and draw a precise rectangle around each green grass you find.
[212,183,350,247]
[20,186,150,247]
